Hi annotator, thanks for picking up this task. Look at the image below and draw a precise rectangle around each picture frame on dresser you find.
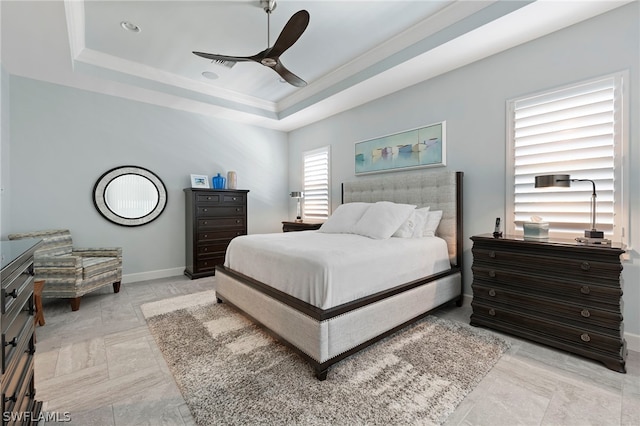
[470,233,627,373]
[190,174,210,188]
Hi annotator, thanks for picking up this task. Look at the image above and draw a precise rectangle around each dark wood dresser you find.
[184,188,249,279]
[1,238,43,424]
[281,221,323,232]
[470,234,626,372]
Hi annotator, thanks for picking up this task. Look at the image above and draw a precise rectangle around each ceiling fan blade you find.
[192,51,252,63]
[267,10,309,58]
[273,61,307,87]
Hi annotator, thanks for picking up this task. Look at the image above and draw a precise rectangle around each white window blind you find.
[506,73,627,242]
[303,146,330,220]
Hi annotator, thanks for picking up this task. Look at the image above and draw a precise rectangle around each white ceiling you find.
[1,0,632,131]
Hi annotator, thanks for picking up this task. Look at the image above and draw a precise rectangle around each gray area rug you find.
[142,291,509,425]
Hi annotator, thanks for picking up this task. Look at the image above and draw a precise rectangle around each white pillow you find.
[410,207,431,238]
[393,206,430,238]
[423,210,443,237]
[318,202,371,234]
[353,201,416,239]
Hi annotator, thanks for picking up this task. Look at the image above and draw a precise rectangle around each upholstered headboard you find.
[342,171,463,267]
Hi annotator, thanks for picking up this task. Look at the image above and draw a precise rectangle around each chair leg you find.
[113,281,121,293]
[33,280,45,326]
[70,297,81,311]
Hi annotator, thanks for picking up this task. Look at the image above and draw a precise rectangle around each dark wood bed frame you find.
[216,171,464,380]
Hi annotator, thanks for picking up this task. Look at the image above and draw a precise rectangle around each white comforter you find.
[224,231,451,310]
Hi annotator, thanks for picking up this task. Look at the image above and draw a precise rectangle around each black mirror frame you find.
[93,165,168,227]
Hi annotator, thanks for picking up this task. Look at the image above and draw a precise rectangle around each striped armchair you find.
[8,229,122,311]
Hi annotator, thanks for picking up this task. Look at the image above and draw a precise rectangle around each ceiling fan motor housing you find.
[261,0,277,13]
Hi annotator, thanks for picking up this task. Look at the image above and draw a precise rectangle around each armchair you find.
[8,229,122,311]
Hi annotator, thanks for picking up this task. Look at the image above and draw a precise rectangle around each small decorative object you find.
[290,191,304,222]
[523,216,549,240]
[212,173,226,189]
[191,174,210,188]
[227,171,237,189]
[493,217,502,238]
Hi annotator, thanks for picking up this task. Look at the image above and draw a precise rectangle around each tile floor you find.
[33,276,639,425]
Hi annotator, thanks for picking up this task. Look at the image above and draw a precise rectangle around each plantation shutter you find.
[507,74,625,241]
[303,146,330,220]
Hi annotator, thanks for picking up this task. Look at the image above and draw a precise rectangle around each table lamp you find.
[534,174,604,239]
[290,191,303,223]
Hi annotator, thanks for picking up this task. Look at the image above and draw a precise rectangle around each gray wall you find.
[288,4,640,336]
[6,77,288,281]
[1,67,9,236]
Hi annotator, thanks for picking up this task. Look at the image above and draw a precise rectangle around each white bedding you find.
[224,231,451,310]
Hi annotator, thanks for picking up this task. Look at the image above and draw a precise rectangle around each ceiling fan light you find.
[120,21,141,33]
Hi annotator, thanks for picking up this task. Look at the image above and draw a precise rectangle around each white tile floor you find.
[33,276,639,425]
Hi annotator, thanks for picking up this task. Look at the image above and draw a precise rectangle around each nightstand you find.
[470,233,627,372]
[282,221,323,232]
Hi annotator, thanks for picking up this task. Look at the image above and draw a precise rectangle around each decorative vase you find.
[227,171,237,189]
[212,173,226,189]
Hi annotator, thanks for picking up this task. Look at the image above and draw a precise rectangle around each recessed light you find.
[120,21,141,33]
[202,71,219,80]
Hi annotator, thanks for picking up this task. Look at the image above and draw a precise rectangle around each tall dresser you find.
[184,188,249,279]
[470,234,626,373]
[1,238,43,424]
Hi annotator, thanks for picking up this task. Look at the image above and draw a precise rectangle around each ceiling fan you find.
[193,0,310,87]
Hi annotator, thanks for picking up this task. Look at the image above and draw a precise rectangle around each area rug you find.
[141,290,509,425]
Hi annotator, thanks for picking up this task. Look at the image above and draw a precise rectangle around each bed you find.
[215,170,463,380]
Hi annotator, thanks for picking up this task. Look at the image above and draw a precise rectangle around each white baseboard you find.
[122,267,184,284]
[460,293,639,352]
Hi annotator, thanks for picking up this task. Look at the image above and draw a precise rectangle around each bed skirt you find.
[215,265,462,379]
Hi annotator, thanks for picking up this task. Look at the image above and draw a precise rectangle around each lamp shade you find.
[534,174,571,188]
[290,191,303,198]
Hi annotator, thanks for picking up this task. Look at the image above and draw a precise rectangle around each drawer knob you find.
[233,197,238,201]
[488,308,496,316]
[203,208,208,212]
[236,208,241,212]
[236,220,241,224]
[580,262,591,271]
[207,197,212,200]
[488,270,496,278]
[488,251,496,258]
[580,333,591,342]
[203,235,208,238]
[580,286,591,295]
[581,309,591,318]
[488,289,496,297]
[4,337,17,347]
[203,221,208,225]
[6,289,18,299]
[4,393,16,403]
[203,248,208,252]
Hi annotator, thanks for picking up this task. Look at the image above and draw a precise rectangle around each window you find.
[506,73,628,243]
[302,146,330,220]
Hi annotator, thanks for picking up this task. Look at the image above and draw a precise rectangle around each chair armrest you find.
[72,248,122,257]
[34,254,82,269]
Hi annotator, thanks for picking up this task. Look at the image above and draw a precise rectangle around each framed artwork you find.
[190,174,210,188]
[354,121,446,175]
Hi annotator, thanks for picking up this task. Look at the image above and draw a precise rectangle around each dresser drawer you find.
[1,260,33,315]
[195,257,224,274]
[197,218,245,231]
[1,350,34,418]
[471,266,621,308]
[472,284,622,333]
[195,193,246,205]
[196,206,246,218]
[471,301,624,355]
[2,298,33,375]
[472,247,622,284]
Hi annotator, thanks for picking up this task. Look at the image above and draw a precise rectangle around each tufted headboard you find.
[342,171,463,267]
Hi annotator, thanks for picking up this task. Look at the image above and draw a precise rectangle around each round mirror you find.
[93,166,167,226]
